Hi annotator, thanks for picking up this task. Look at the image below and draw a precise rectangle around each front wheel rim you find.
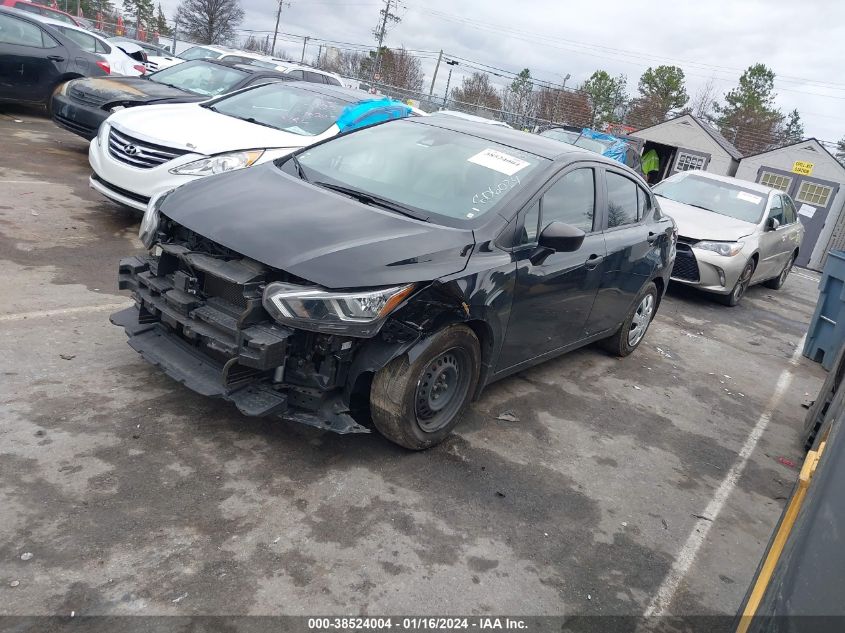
[628,293,655,347]
[734,262,754,301]
[415,347,472,433]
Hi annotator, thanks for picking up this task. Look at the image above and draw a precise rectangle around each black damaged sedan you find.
[112,117,676,449]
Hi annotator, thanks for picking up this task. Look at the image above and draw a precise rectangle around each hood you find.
[159,164,475,289]
[69,76,195,106]
[110,103,316,155]
[657,197,758,241]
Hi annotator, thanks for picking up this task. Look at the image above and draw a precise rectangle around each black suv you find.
[112,117,676,449]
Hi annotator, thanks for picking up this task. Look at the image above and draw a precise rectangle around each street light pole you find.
[553,72,570,125]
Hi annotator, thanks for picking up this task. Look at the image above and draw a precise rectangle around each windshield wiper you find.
[314,182,429,222]
[289,154,308,182]
[234,115,277,130]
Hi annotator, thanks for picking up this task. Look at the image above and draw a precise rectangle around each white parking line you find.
[0,180,50,185]
[643,333,807,617]
[0,302,130,322]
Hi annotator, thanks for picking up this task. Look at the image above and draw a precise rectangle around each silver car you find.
[654,171,804,306]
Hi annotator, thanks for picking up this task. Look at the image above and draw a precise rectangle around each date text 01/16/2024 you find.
[307,617,528,630]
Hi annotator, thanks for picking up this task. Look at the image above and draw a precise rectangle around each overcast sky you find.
[161,0,845,144]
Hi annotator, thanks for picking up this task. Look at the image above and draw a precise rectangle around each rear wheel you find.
[601,282,658,357]
[370,325,480,450]
[764,253,795,290]
[719,258,756,306]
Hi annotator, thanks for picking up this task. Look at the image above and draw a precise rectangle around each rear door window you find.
[323,75,342,86]
[304,71,325,83]
[606,171,639,228]
[56,26,96,52]
[286,69,304,79]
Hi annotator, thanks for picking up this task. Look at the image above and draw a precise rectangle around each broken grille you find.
[672,243,700,282]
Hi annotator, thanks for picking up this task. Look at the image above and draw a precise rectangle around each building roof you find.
[633,113,744,161]
[739,138,845,177]
[688,114,744,161]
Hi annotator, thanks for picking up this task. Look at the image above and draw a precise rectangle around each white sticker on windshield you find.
[736,191,763,204]
[468,148,530,176]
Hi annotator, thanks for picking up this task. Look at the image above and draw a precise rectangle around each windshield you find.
[294,119,545,224]
[653,173,768,223]
[148,60,246,96]
[180,46,221,60]
[209,83,348,135]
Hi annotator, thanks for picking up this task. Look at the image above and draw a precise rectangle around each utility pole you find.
[271,0,288,57]
[553,72,570,125]
[171,15,178,54]
[443,59,458,107]
[300,36,309,62]
[370,0,400,85]
[428,49,442,97]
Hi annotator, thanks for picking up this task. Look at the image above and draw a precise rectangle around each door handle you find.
[585,254,605,269]
[647,232,659,244]
[47,55,65,62]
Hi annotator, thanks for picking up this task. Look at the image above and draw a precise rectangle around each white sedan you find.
[89,82,412,211]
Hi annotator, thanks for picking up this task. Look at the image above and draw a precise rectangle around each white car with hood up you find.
[88,81,412,211]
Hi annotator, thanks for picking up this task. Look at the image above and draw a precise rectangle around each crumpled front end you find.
[111,222,394,434]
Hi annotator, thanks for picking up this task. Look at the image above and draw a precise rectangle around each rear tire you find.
[764,253,795,290]
[718,258,756,306]
[601,282,658,357]
[370,324,480,450]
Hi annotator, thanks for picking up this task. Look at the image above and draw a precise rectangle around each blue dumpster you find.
[804,250,845,370]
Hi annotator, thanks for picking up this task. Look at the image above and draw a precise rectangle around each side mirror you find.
[767,217,780,231]
[538,221,586,252]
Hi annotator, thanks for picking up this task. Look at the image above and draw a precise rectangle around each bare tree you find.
[376,47,424,92]
[175,0,243,45]
[450,72,502,112]
[535,87,591,127]
[686,77,718,121]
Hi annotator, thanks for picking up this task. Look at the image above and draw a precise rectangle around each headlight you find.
[97,121,110,147]
[169,150,265,176]
[138,190,172,249]
[694,240,745,257]
[56,80,72,96]
[262,282,416,338]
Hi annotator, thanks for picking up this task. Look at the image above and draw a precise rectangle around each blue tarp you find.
[579,128,629,165]
[336,99,412,133]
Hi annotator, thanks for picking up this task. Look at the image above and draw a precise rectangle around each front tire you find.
[601,281,658,357]
[370,324,480,450]
[719,258,756,306]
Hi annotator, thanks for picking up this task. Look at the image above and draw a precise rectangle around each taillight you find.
[134,64,146,74]
[96,60,111,74]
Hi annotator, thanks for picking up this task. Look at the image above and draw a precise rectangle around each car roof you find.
[432,110,511,127]
[408,116,601,161]
[240,79,395,104]
[202,59,290,77]
[184,43,235,53]
[16,10,92,31]
[672,170,776,195]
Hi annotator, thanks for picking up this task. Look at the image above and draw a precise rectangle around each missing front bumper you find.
[112,255,370,436]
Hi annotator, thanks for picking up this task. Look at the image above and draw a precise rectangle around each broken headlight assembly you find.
[262,282,415,338]
[138,190,172,249]
[169,150,265,176]
[694,240,745,257]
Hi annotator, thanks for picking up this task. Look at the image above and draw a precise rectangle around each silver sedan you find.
[654,171,804,306]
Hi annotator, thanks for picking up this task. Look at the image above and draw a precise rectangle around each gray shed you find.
[631,113,742,184]
[735,139,845,270]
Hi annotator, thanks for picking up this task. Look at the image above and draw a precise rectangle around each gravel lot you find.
[0,105,828,623]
